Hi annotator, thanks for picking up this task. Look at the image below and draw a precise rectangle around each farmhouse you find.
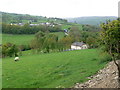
[71,42,88,50]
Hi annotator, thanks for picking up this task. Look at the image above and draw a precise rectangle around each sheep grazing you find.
[14,57,19,61]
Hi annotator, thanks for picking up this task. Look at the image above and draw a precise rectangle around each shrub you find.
[99,52,112,64]
[19,45,31,51]
[2,43,19,57]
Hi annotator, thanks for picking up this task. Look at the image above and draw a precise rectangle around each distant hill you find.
[0,11,67,24]
[66,16,117,25]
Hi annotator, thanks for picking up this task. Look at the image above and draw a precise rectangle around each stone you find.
[74,61,119,88]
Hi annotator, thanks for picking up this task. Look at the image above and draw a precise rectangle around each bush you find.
[19,45,31,51]
[99,52,112,64]
[2,43,19,57]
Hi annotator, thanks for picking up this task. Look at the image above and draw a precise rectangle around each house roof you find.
[71,42,85,46]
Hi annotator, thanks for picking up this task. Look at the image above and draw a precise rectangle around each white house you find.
[71,42,88,50]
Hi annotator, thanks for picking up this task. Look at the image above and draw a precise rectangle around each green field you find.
[61,23,83,30]
[2,34,34,45]
[3,49,106,88]
[2,32,65,45]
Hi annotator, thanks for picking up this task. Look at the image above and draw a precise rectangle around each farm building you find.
[71,42,88,50]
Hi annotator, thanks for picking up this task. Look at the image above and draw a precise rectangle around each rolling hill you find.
[0,11,67,24]
[66,16,117,25]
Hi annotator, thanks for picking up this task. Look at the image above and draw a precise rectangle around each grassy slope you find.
[2,34,34,45]
[2,32,65,45]
[3,49,106,88]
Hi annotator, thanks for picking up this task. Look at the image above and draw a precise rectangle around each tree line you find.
[2,23,62,34]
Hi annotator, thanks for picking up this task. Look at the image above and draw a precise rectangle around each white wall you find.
[82,45,88,49]
[71,44,88,50]
[71,45,82,50]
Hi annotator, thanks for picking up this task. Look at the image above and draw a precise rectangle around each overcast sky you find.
[0,0,119,18]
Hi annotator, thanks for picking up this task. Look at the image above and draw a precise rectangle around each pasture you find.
[2,49,106,88]
[2,32,65,45]
[2,34,34,45]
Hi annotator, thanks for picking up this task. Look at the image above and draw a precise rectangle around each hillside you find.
[66,16,117,25]
[0,11,67,24]
[1,11,84,32]
[2,49,106,88]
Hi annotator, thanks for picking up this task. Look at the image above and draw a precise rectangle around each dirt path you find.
[74,61,119,88]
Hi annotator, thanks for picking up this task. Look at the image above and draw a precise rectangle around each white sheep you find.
[14,57,20,61]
